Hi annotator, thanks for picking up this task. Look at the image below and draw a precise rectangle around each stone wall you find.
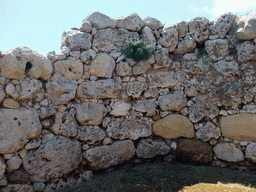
[0,11,256,191]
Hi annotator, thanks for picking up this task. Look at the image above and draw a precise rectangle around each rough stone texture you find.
[75,102,108,126]
[0,176,7,187]
[6,155,22,173]
[46,81,77,105]
[116,13,144,31]
[213,143,245,162]
[242,69,256,86]
[144,86,158,98]
[84,12,116,29]
[245,142,256,163]
[237,41,256,63]
[107,117,153,140]
[210,12,236,38]
[132,61,151,75]
[77,126,106,145]
[153,114,194,139]
[173,35,196,54]
[19,79,43,100]
[220,114,256,142]
[51,108,78,137]
[243,104,256,113]
[3,98,19,109]
[0,156,5,179]
[136,139,171,158]
[126,81,148,98]
[196,122,221,142]
[205,39,229,61]
[176,138,213,164]
[116,62,132,76]
[176,21,188,38]
[8,168,30,184]
[0,184,34,192]
[213,60,239,76]
[0,46,52,80]
[47,51,66,62]
[23,136,82,182]
[189,102,219,123]
[110,100,131,116]
[158,24,179,52]
[132,100,156,116]
[54,57,83,80]
[77,79,122,99]
[235,11,256,40]
[184,56,212,75]
[143,17,162,29]
[5,83,19,100]
[61,30,92,51]
[154,48,172,69]
[188,17,210,44]
[33,182,45,192]
[0,85,6,103]
[0,108,42,154]
[80,49,96,64]
[158,94,187,111]
[89,53,115,78]
[83,140,135,170]
[142,26,156,48]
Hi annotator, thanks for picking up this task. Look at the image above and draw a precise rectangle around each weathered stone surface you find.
[3,98,19,109]
[19,79,43,100]
[47,51,66,62]
[61,30,92,51]
[116,13,144,31]
[235,11,256,40]
[83,140,135,170]
[77,126,106,145]
[89,53,115,78]
[177,138,213,164]
[46,81,77,105]
[196,122,221,142]
[189,102,219,123]
[245,142,256,163]
[0,176,7,187]
[243,104,256,113]
[188,17,210,44]
[0,46,52,80]
[132,61,151,75]
[110,100,131,116]
[147,71,185,89]
[126,81,148,98]
[84,12,116,29]
[184,55,212,75]
[54,57,83,80]
[6,155,22,173]
[75,102,108,126]
[205,39,229,61]
[143,17,162,29]
[133,100,156,116]
[144,86,158,98]
[154,48,172,69]
[210,12,236,38]
[176,21,188,37]
[80,49,96,64]
[5,83,19,100]
[116,62,132,76]
[158,94,187,111]
[153,114,194,139]
[142,26,156,48]
[242,69,256,86]
[77,79,122,99]
[51,108,78,137]
[158,24,178,52]
[1,184,34,192]
[0,156,5,179]
[107,117,153,140]
[8,168,30,184]
[23,136,82,182]
[220,114,256,142]
[39,107,57,119]
[33,182,45,192]
[214,60,239,76]
[237,41,256,62]
[213,143,244,162]
[0,85,5,103]
[136,139,171,158]
[0,108,42,154]
[173,35,196,54]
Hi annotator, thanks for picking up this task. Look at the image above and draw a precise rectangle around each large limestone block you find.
[46,81,77,105]
[237,41,256,63]
[132,100,156,116]
[116,62,132,77]
[188,17,210,44]
[89,53,115,78]
[126,81,148,98]
[235,11,256,40]
[245,142,256,163]
[19,79,43,100]
[136,139,171,159]
[75,102,108,126]
[61,30,92,51]
[158,24,178,52]
[153,114,194,139]
[0,46,52,80]
[77,79,122,99]
[143,17,162,29]
[177,138,213,164]
[77,126,106,145]
[205,39,229,61]
[0,108,42,154]
[214,60,239,76]
[107,117,153,140]
[54,57,83,80]
[141,26,156,48]
[173,35,196,54]
[83,140,135,170]
[116,13,144,31]
[23,136,82,182]
[110,100,131,116]
[196,122,221,142]
[132,61,151,75]
[158,94,187,111]
[213,143,244,162]
[176,21,188,38]
[154,48,172,69]
[220,114,256,141]
[84,12,116,29]
[6,155,22,173]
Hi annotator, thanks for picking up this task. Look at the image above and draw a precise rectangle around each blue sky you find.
[1,0,256,55]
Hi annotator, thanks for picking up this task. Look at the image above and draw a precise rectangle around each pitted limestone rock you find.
[245,142,256,163]
[0,156,5,179]
[116,62,132,76]
[242,69,256,86]
[84,12,116,30]
[205,39,229,61]
[23,136,82,183]
[75,102,108,126]
[196,122,221,142]
[237,41,256,62]
[158,24,178,52]
[0,85,5,103]
[83,140,135,170]
[80,49,97,64]
[107,117,153,140]
[176,21,188,37]
[47,51,66,62]
[213,143,244,162]
[132,61,151,75]
[173,35,196,54]
[54,57,83,80]
[184,56,212,75]
[153,114,194,139]
[142,26,156,48]
[116,13,144,31]
[19,79,43,100]
[188,17,210,44]
[154,48,172,69]
[126,81,148,98]
[6,155,22,173]
[0,108,42,154]
[77,126,106,145]
[158,94,187,111]
[143,17,162,29]
[110,100,131,116]
[132,100,156,116]
[0,46,52,80]
[214,60,239,76]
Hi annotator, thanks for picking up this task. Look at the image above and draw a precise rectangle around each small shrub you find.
[121,37,154,62]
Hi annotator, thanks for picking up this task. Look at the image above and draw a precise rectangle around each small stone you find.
[41,133,54,144]
[213,143,244,162]
[6,155,22,172]
[82,170,93,181]
[219,110,228,116]
[102,137,113,145]
[171,142,177,151]
[110,100,131,116]
[3,154,13,160]
[33,182,45,192]
[0,176,7,186]
[18,149,27,159]
[3,98,19,109]
[82,144,90,151]
[102,117,111,128]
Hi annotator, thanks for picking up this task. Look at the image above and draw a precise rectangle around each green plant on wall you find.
[121,37,154,62]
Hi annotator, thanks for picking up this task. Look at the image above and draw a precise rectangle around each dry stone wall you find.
[0,11,256,191]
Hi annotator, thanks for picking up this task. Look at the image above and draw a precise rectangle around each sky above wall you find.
[1,0,256,55]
